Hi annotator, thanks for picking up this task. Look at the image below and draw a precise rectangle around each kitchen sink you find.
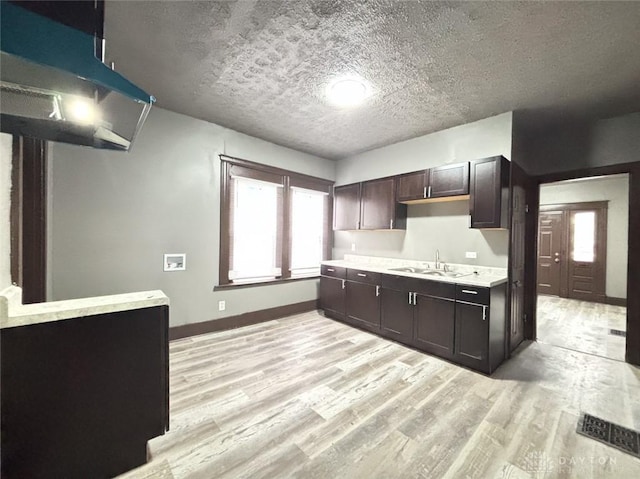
[388,267,430,274]
[421,270,470,278]
[388,267,470,278]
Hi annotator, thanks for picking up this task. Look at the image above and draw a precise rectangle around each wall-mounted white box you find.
[465,252,477,259]
[164,253,186,271]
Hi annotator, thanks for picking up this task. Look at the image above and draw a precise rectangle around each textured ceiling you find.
[105,1,640,160]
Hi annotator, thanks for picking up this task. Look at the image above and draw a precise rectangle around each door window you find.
[572,211,596,262]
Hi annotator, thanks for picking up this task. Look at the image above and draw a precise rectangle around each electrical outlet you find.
[351,243,356,251]
[218,300,226,311]
[465,251,477,259]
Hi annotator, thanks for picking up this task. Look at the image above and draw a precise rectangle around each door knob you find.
[554,258,560,263]
[554,252,560,256]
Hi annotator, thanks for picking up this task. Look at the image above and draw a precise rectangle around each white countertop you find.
[0,286,169,329]
[322,255,508,288]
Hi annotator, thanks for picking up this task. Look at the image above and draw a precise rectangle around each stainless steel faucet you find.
[435,249,441,269]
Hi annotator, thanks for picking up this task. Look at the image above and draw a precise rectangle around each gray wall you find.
[49,107,335,327]
[539,175,629,299]
[517,112,640,176]
[333,112,512,267]
[0,133,11,290]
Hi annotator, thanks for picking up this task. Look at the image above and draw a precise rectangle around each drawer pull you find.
[376,285,380,297]
[357,273,367,277]
[327,268,335,272]
[461,289,478,295]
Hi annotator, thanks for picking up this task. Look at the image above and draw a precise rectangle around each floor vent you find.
[577,413,639,458]
[609,329,626,337]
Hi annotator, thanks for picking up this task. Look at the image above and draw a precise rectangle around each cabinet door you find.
[360,177,396,230]
[414,294,455,359]
[429,162,469,197]
[320,276,346,320]
[454,302,489,371]
[333,183,361,230]
[470,156,509,229]
[346,281,380,331]
[397,170,427,202]
[380,287,414,344]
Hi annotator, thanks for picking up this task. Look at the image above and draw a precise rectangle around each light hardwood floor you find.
[120,310,640,479]
[537,295,627,362]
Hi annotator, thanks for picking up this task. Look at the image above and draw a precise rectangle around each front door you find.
[537,211,563,296]
[537,203,607,302]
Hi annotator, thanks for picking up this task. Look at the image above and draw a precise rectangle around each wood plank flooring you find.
[119,310,640,479]
[537,295,627,362]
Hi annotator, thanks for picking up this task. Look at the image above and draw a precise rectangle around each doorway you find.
[537,202,607,302]
[535,174,629,362]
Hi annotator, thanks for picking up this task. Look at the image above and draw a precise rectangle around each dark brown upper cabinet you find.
[333,183,361,230]
[397,162,469,204]
[429,162,470,198]
[470,156,510,229]
[397,170,427,202]
[333,178,407,230]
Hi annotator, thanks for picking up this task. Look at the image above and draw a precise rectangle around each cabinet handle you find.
[423,186,427,198]
[482,305,487,321]
[461,289,478,295]
[428,186,431,198]
[376,285,380,297]
[327,268,335,272]
[390,219,393,229]
[342,280,346,289]
[412,292,417,305]
[408,292,412,305]
[357,273,367,277]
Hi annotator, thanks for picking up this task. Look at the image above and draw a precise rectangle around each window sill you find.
[213,275,319,291]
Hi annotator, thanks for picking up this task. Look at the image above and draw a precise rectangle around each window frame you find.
[219,155,333,287]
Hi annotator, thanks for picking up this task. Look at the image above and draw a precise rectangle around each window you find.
[219,156,333,286]
[572,211,596,262]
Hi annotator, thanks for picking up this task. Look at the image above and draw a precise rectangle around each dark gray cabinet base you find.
[1,306,169,479]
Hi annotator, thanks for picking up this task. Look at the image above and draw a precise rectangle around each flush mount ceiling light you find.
[326,76,370,107]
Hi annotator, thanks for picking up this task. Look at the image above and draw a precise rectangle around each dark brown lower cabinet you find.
[345,280,380,331]
[454,283,507,374]
[454,301,488,368]
[320,267,507,374]
[1,306,169,479]
[414,294,455,359]
[380,287,414,343]
[319,275,346,320]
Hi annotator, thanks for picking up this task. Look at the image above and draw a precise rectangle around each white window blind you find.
[229,176,282,281]
[290,187,326,276]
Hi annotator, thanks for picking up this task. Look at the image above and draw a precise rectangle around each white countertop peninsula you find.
[322,254,508,288]
[0,285,169,329]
